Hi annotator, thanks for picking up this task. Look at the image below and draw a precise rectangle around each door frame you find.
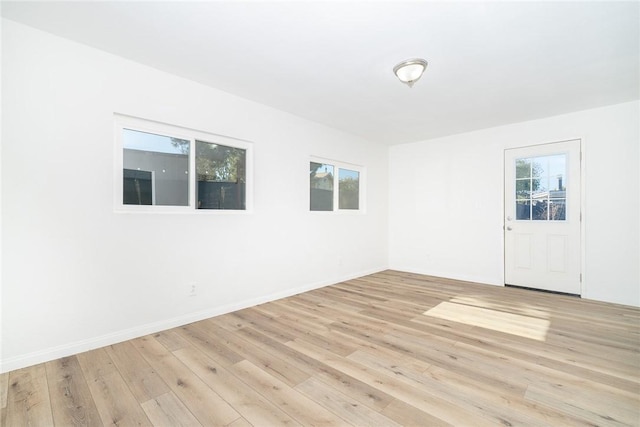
[502,138,586,296]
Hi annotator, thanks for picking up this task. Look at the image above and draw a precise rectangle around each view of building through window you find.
[122,129,189,206]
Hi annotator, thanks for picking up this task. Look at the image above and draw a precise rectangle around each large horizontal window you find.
[310,158,364,212]
[115,115,252,212]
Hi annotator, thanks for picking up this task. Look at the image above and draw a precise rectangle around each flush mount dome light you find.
[393,58,428,88]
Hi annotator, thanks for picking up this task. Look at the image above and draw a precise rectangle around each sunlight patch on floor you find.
[449,296,551,320]
[424,301,550,341]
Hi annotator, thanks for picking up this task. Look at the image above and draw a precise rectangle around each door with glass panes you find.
[504,140,582,294]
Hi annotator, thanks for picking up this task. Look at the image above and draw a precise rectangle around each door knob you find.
[506,226,513,231]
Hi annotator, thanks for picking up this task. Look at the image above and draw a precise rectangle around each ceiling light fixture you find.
[393,58,428,88]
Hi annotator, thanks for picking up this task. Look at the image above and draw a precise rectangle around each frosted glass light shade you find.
[393,58,428,88]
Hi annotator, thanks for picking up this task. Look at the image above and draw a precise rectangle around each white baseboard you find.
[1,266,385,373]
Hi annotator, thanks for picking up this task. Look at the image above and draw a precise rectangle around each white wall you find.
[1,20,389,372]
[389,100,640,307]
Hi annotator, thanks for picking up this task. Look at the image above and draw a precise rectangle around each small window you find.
[310,159,364,212]
[115,115,252,212]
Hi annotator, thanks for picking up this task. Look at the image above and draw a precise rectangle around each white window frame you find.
[114,114,253,213]
[309,156,366,213]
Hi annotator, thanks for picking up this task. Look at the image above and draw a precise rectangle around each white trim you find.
[579,138,587,298]
[114,113,254,214]
[0,267,385,373]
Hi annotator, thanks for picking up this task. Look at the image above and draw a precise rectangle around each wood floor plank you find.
[411,305,640,374]
[75,348,117,381]
[212,312,252,332]
[454,338,640,395]
[132,335,241,426]
[77,349,151,427]
[173,346,301,426]
[152,330,190,352]
[104,341,169,403]
[287,338,494,427]
[247,306,358,356]
[230,307,298,343]
[234,325,396,412]
[350,345,553,427]
[175,322,245,367]
[0,372,8,408]
[0,371,9,426]
[525,379,640,426]
[140,391,202,427]
[3,270,639,426]
[227,416,253,427]
[269,299,336,327]
[380,399,452,427]
[409,312,640,397]
[295,376,401,426]
[196,321,311,387]
[105,341,169,402]
[254,301,333,331]
[85,372,152,427]
[4,364,54,427]
[349,348,594,427]
[230,359,347,426]
[45,356,103,427]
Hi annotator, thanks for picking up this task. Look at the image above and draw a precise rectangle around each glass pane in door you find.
[515,154,566,221]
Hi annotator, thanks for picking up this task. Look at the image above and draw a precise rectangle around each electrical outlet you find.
[189,283,197,297]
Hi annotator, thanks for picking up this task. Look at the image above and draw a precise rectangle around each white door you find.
[504,140,582,294]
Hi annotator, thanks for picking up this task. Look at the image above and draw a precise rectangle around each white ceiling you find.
[2,1,639,145]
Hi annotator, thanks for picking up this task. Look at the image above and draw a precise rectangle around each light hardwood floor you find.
[2,270,639,426]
